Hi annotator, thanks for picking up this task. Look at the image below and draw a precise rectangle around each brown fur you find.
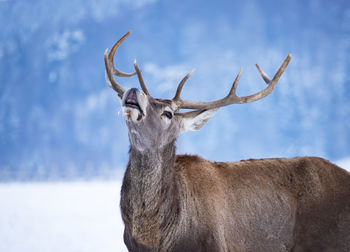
[121,144,350,251]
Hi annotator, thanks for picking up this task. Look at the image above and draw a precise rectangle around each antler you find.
[173,54,291,110]
[133,59,150,96]
[105,30,152,98]
[104,31,137,98]
[105,31,291,108]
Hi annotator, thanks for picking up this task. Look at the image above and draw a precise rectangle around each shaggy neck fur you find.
[120,140,181,249]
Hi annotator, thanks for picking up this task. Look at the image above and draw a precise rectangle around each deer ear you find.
[181,108,219,132]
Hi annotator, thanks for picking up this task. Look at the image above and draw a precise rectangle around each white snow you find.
[0,181,127,252]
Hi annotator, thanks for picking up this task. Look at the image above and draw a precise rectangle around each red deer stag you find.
[104,31,350,252]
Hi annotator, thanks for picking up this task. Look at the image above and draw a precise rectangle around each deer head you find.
[105,31,291,151]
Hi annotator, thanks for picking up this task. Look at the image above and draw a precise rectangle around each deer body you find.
[122,150,350,251]
[104,31,350,251]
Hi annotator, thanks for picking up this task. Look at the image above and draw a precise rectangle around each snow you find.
[0,181,127,252]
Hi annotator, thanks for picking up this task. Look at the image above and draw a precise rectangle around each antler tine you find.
[104,49,125,98]
[228,68,242,96]
[108,31,136,77]
[104,31,136,98]
[133,59,150,96]
[173,69,195,103]
[177,54,291,110]
[255,63,270,84]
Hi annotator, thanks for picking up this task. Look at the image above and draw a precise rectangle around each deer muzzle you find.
[122,88,147,121]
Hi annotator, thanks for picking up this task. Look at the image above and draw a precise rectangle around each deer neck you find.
[121,141,180,248]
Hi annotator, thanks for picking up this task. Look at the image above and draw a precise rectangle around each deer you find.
[104,31,350,252]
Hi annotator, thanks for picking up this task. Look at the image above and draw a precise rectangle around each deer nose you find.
[125,88,140,104]
[129,88,139,95]
[125,88,139,100]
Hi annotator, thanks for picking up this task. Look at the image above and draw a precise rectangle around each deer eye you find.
[162,111,173,119]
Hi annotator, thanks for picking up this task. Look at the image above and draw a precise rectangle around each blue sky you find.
[0,0,350,180]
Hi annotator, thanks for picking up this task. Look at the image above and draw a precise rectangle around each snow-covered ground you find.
[0,181,127,252]
[0,159,349,252]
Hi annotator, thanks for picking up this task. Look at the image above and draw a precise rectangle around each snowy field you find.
[0,181,127,252]
[0,160,349,252]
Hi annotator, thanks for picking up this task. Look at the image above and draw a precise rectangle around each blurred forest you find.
[0,0,349,181]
